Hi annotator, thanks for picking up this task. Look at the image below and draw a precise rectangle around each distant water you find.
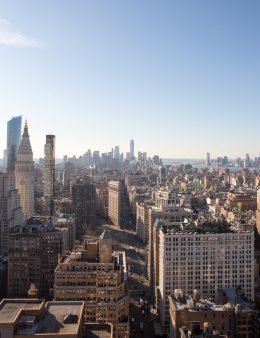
[162,159,260,172]
[162,159,206,168]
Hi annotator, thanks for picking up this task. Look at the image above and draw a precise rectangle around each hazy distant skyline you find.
[0,0,259,159]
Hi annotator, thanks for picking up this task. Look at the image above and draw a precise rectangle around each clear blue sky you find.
[0,0,259,159]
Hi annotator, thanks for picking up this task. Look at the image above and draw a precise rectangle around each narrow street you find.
[102,223,156,338]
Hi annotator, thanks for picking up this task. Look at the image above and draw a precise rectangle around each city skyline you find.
[0,0,260,158]
[3,118,260,162]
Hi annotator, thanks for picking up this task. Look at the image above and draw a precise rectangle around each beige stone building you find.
[169,289,259,338]
[136,186,193,292]
[179,323,228,338]
[108,181,122,227]
[0,298,85,338]
[54,230,129,338]
[169,289,234,338]
[226,191,256,211]
[15,122,34,220]
[136,200,154,243]
[154,219,254,330]
[147,205,192,294]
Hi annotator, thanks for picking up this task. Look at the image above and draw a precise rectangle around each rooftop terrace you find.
[158,217,253,235]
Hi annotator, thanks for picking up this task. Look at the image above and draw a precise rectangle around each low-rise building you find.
[0,298,84,338]
[169,288,258,338]
[226,191,256,211]
[169,289,234,338]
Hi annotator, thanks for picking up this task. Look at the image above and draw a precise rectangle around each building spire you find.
[17,121,33,155]
[22,120,29,137]
[15,120,34,220]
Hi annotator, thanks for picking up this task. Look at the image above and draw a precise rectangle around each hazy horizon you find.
[0,0,259,158]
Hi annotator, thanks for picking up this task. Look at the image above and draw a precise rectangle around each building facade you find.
[130,139,134,160]
[136,200,153,243]
[155,219,254,329]
[43,134,55,216]
[0,172,23,255]
[255,189,260,249]
[6,116,22,172]
[96,183,109,218]
[0,298,85,338]
[147,205,192,295]
[168,288,260,337]
[15,122,34,220]
[169,289,234,338]
[8,217,70,298]
[71,178,96,239]
[108,180,122,227]
[54,231,129,338]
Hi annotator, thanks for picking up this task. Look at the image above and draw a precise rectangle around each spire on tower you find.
[17,121,33,155]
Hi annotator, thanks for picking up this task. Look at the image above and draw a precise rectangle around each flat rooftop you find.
[169,293,225,312]
[0,299,43,324]
[84,323,112,338]
[0,300,84,336]
[35,301,84,334]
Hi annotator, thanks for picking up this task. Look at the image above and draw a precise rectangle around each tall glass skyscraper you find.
[6,116,22,171]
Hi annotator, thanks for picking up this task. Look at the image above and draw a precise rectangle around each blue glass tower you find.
[7,116,22,171]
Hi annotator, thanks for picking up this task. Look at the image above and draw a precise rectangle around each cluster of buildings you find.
[0,116,133,337]
[1,115,260,337]
[124,164,260,336]
[205,152,260,169]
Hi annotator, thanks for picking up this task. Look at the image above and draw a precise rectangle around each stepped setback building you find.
[54,230,129,338]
